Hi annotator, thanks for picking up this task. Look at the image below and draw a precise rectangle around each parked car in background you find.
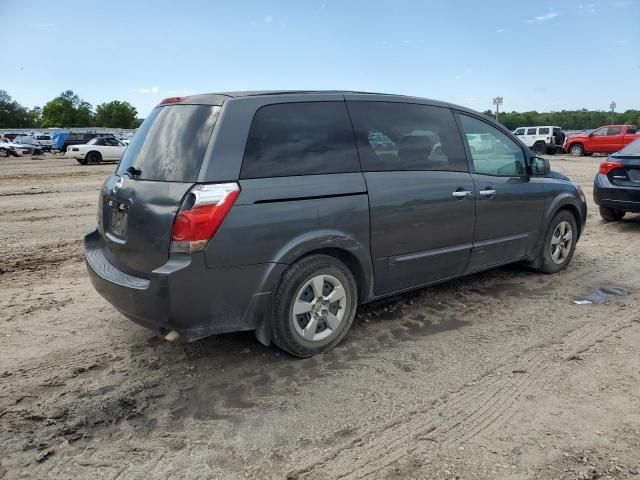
[13,136,45,155]
[593,137,640,221]
[0,141,31,157]
[513,126,564,155]
[466,133,493,154]
[564,125,639,157]
[85,91,587,357]
[66,137,127,164]
[36,134,52,152]
[52,131,116,152]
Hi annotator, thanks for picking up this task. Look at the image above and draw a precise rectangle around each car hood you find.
[569,133,589,140]
[549,170,570,181]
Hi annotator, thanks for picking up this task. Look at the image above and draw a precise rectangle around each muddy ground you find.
[0,153,639,480]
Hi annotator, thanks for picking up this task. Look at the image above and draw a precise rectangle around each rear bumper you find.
[85,228,286,340]
[593,174,640,212]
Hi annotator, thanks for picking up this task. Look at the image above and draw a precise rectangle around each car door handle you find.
[479,189,497,196]
[452,190,473,198]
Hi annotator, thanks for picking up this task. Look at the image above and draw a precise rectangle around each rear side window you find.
[608,127,622,135]
[240,102,359,179]
[117,105,219,182]
[347,101,468,172]
[539,127,549,135]
[527,128,537,135]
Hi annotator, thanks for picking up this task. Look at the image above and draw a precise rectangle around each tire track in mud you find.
[289,301,640,480]
[0,239,84,275]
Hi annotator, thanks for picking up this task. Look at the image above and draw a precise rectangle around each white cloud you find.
[578,3,596,13]
[264,15,273,24]
[132,87,160,94]
[525,11,561,23]
[496,28,510,33]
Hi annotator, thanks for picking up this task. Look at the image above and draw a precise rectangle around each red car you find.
[564,124,639,156]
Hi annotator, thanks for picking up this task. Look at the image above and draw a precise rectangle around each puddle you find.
[577,285,631,304]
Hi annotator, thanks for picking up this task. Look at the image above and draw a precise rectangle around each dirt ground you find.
[1,153,639,480]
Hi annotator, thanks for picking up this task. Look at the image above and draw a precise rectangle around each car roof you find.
[166,90,474,111]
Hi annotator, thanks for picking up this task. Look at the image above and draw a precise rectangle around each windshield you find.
[619,137,640,155]
[116,104,219,182]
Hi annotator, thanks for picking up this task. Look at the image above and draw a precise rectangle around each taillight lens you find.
[170,183,240,254]
[599,160,624,175]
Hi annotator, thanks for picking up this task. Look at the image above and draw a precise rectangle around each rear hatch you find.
[99,103,220,276]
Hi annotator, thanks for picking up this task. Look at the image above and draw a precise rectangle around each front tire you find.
[271,255,358,357]
[0,148,9,158]
[569,143,584,156]
[533,210,578,274]
[599,206,625,222]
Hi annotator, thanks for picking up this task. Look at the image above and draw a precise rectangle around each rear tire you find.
[86,151,102,164]
[532,210,577,274]
[533,142,547,155]
[0,148,9,158]
[271,255,358,357]
[569,144,584,156]
[599,206,625,222]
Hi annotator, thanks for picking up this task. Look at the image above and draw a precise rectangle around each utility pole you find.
[493,96,503,123]
[610,101,616,125]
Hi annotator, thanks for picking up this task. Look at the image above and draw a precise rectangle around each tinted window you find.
[628,126,637,134]
[527,128,537,135]
[539,127,550,135]
[117,105,219,182]
[348,101,467,172]
[514,128,525,135]
[241,102,359,179]
[608,127,622,135]
[459,114,526,176]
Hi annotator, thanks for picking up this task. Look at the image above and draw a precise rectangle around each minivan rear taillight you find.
[170,183,240,254]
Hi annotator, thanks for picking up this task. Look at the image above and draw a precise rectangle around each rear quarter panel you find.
[204,173,374,299]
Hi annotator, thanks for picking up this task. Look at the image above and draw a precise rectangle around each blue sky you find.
[1,0,638,117]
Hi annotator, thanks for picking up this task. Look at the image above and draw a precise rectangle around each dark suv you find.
[85,91,587,357]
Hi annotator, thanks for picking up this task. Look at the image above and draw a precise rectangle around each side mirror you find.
[530,156,550,176]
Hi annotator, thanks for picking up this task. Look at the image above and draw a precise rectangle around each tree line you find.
[0,90,143,129]
[2,89,638,131]
[483,109,640,131]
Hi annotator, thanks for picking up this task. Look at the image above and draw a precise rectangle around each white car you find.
[66,137,127,164]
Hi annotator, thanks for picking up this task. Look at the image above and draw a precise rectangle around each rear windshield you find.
[117,104,219,182]
[619,137,640,155]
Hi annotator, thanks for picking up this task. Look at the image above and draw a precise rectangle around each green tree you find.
[95,100,138,128]
[0,90,34,128]
[41,90,94,127]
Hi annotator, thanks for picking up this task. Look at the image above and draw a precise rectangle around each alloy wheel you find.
[550,221,573,264]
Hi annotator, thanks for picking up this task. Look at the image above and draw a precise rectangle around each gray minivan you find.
[85,91,587,357]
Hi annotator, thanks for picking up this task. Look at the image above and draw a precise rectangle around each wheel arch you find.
[545,195,583,240]
[253,232,374,347]
[86,150,102,161]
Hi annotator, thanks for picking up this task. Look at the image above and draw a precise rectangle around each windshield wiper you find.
[126,166,142,177]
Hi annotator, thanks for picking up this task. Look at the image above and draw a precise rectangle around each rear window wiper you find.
[126,166,142,177]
